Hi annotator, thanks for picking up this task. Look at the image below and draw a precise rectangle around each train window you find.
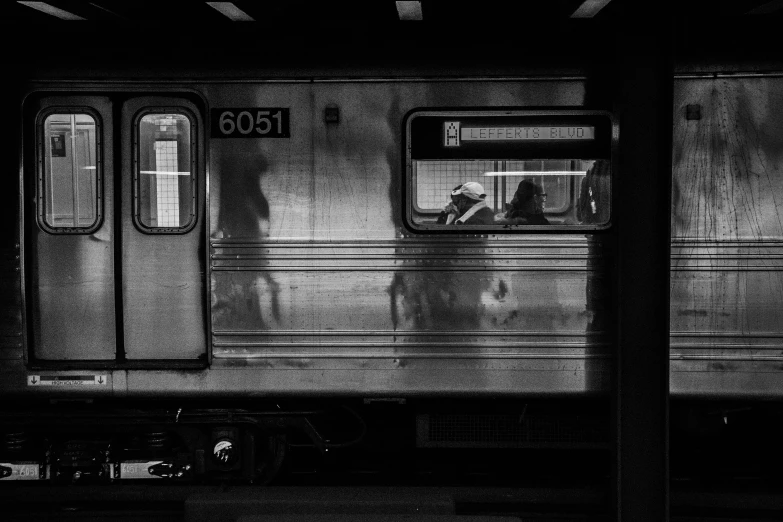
[406,111,614,232]
[134,111,196,233]
[38,112,102,232]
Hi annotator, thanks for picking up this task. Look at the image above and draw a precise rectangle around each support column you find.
[613,6,673,522]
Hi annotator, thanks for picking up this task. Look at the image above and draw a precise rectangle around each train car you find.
[2,76,617,484]
[1,0,782,491]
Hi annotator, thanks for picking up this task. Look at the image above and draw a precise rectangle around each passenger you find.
[436,182,495,225]
[503,180,550,225]
[577,159,610,224]
[436,184,464,224]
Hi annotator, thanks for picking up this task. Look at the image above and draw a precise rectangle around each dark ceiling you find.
[3,0,782,25]
[3,1,782,74]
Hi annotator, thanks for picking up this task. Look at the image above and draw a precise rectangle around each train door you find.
[26,95,206,364]
[26,97,116,361]
[119,97,205,361]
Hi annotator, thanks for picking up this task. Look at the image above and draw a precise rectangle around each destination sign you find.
[410,112,613,160]
[444,121,594,146]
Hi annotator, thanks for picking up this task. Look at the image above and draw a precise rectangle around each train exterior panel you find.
[208,80,608,395]
[2,78,618,397]
[670,76,783,397]
[2,75,783,399]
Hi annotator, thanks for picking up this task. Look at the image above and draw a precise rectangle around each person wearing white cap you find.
[436,182,495,225]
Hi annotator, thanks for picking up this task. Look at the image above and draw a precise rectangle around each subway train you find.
[2,47,783,484]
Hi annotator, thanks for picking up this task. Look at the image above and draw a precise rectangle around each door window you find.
[134,112,196,232]
[38,111,102,232]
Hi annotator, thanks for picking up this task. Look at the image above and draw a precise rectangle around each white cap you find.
[451,182,486,200]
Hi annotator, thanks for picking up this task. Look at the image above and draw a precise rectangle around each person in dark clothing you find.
[577,159,611,225]
[435,184,465,225]
[436,182,495,225]
[502,179,550,225]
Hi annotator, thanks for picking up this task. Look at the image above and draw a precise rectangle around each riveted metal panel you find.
[672,77,783,241]
[671,77,783,396]
[0,246,23,361]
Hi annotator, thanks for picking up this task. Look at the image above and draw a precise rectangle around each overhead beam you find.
[571,0,613,18]
[17,1,85,20]
[612,3,672,520]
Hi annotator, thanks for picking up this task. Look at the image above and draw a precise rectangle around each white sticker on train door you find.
[28,375,108,386]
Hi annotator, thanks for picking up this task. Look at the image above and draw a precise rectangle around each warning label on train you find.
[211,108,290,138]
[28,375,107,386]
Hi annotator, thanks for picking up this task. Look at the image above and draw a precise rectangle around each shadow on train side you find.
[384,80,612,397]
[212,149,280,331]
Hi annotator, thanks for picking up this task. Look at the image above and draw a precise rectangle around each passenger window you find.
[406,111,613,231]
[135,112,195,232]
[39,112,101,232]
[413,160,594,222]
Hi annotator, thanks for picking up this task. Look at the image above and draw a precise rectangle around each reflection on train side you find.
[207,83,610,395]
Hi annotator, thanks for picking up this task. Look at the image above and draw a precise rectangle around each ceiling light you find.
[396,1,422,21]
[206,2,254,22]
[571,0,613,18]
[18,1,85,20]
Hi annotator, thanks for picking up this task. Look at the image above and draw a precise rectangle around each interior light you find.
[484,171,587,176]
[206,2,254,22]
[140,171,191,176]
[396,1,423,21]
[18,2,86,20]
[570,0,613,18]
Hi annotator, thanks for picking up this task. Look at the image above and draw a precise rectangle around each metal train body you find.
[3,75,783,398]
[9,79,612,397]
[3,69,783,483]
[670,76,783,397]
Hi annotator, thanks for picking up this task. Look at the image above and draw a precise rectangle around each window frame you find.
[35,107,104,235]
[403,109,616,233]
[131,106,198,234]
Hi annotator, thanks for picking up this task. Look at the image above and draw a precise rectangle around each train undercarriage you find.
[3,398,783,490]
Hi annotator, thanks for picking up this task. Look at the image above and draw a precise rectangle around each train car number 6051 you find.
[211,108,290,138]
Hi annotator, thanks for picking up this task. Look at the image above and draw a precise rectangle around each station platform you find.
[1,485,605,521]
[4,483,783,520]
